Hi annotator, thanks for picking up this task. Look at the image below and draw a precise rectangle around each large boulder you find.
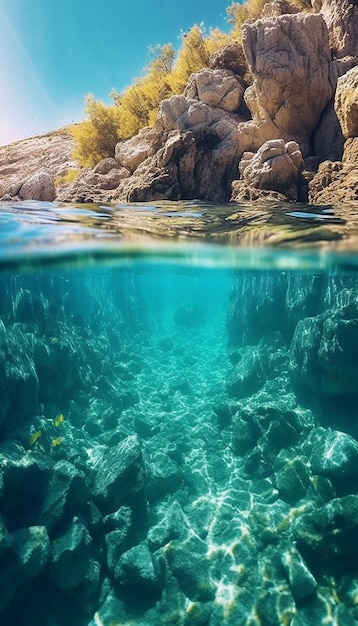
[115,127,163,173]
[237,139,303,201]
[240,13,336,155]
[314,0,358,60]
[184,68,245,113]
[335,66,358,139]
[309,137,358,205]
[18,170,56,201]
[125,96,244,202]
[93,435,146,514]
[290,297,358,395]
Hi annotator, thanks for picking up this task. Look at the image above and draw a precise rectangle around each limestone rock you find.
[309,137,358,203]
[93,434,146,514]
[209,41,250,82]
[238,139,303,200]
[316,0,358,59]
[125,96,244,202]
[292,495,358,561]
[230,180,288,202]
[115,127,163,173]
[309,428,358,478]
[240,13,335,155]
[0,127,75,201]
[184,68,245,113]
[93,157,118,174]
[18,170,56,201]
[335,66,358,139]
[261,0,300,17]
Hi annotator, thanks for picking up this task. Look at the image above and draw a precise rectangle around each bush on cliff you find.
[71,25,232,167]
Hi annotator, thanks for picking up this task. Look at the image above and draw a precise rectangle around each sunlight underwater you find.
[0,245,358,626]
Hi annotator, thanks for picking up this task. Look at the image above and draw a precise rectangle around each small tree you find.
[71,95,120,166]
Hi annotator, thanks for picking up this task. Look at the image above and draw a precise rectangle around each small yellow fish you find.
[30,430,42,446]
[51,437,62,448]
[49,337,59,344]
[54,413,64,427]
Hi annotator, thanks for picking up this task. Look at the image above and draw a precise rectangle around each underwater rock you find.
[292,495,358,562]
[308,428,358,479]
[93,434,146,514]
[257,406,301,452]
[166,536,216,602]
[147,501,186,551]
[48,516,93,592]
[0,445,51,530]
[146,452,182,501]
[227,351,264,399]
[0,322,39,434]
[290,300,358,395]
[0,525,49,612]
[114,541,163,591]
[274,451,310,505]
[281,546,318,603]
[290,592,354,626]
[104,506,133,573]
[38,460,90,531]
[231,410,260,455]
[249,499,291,547]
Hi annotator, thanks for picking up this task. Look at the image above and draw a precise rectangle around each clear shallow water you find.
[1,201,358,626]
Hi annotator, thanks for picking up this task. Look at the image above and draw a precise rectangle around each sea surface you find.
[1,199,358,626]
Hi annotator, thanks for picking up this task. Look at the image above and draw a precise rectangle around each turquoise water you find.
[1,201,358,626]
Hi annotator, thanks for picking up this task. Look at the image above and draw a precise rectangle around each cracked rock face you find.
[315,0,358,60]
[335,66,358,139]
[238,139,303,200]
[184,68,245,113]
[240,13,336,156]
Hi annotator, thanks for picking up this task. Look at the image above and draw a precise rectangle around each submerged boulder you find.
[292,495,358,561]
[290,297,358,395]
[93,434,146,514]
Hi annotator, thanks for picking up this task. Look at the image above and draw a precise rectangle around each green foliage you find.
[71,95,121,167]
[55,167,79,188]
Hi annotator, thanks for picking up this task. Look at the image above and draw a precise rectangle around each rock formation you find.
[0,0,357,205]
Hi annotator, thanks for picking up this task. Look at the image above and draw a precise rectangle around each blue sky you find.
[0,0,232,146]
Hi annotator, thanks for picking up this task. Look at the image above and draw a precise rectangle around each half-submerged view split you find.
[1,0,358,625]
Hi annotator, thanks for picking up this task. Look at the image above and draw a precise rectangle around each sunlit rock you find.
[18,170,56,202]
[240,13,336,155]
[335,66,358,139]
[237,139,303,201]
[184,68,245,113]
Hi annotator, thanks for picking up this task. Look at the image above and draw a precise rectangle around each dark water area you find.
[1,200,358,626]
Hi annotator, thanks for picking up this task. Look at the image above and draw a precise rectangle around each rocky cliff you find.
[1,0,357,206]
